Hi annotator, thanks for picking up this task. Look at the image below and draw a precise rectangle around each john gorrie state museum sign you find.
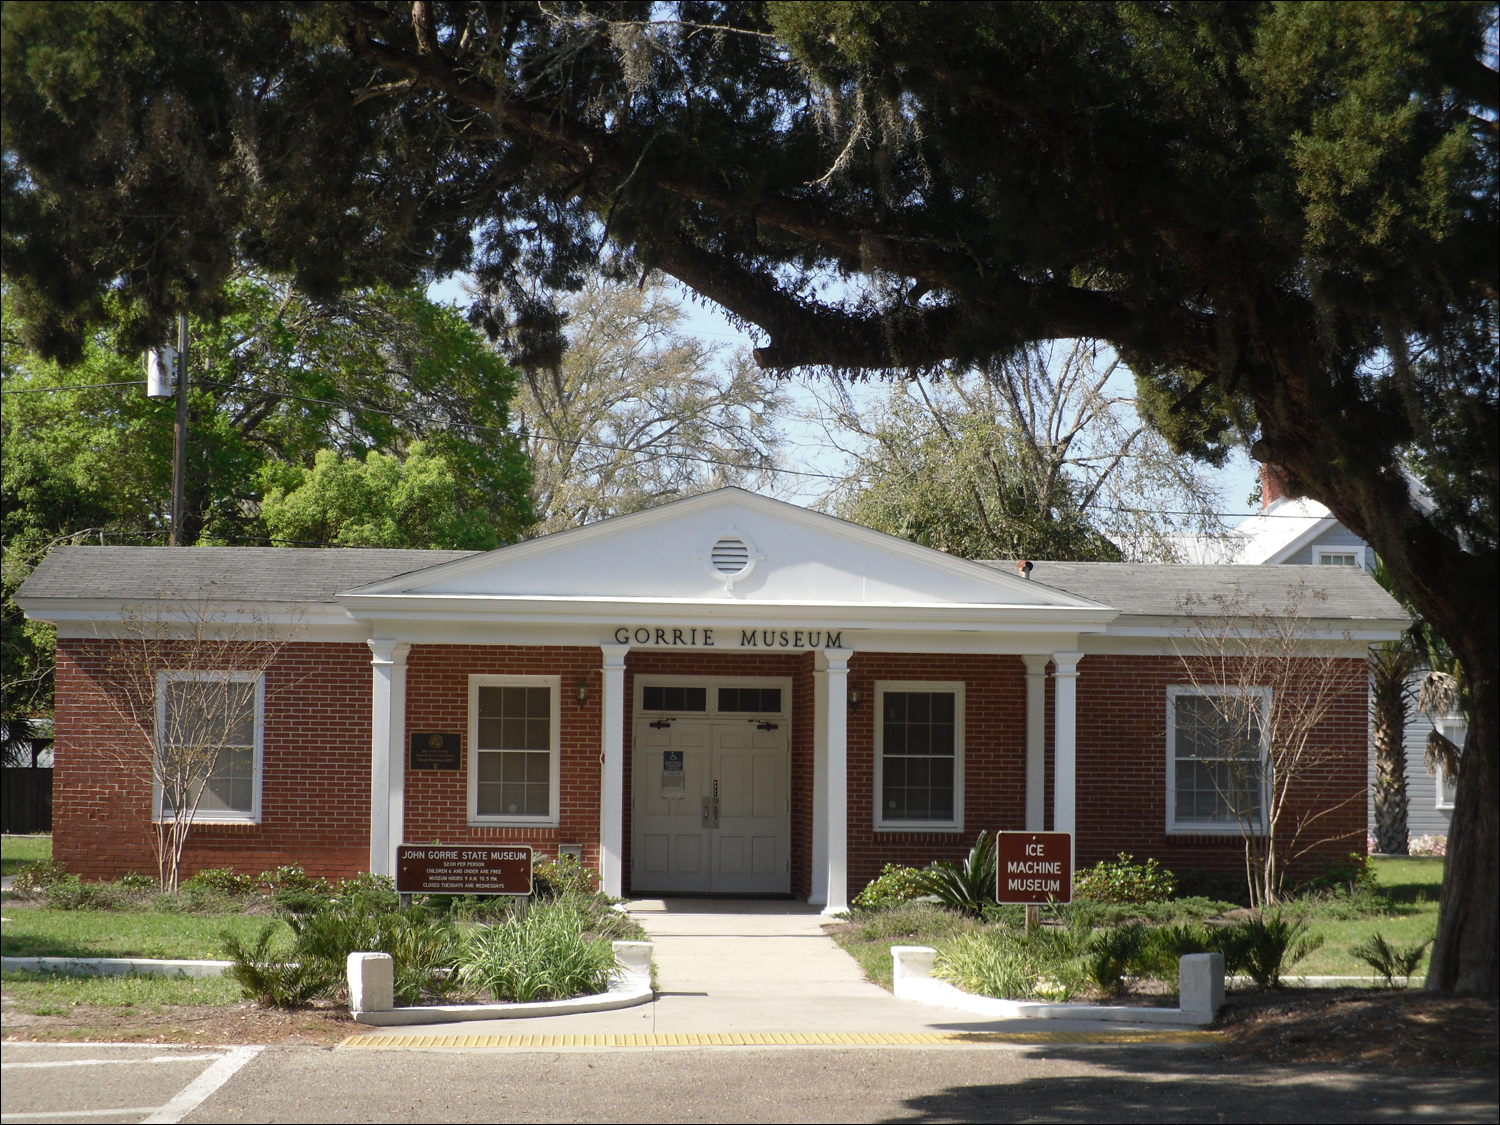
[16,487,1402,912]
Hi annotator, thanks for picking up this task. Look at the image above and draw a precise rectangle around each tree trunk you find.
[1371,655,1411,856]
[1426,670,1499,996]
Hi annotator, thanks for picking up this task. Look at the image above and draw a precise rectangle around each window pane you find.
[1174,693,1264,827]
[161,679,256,817]
[881,691,958,822]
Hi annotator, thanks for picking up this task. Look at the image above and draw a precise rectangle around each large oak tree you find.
[3,1,1494,993]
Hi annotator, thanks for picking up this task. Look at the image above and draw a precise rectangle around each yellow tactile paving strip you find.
[340,1030,1220,1050]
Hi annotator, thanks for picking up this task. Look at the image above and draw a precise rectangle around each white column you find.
[599,645,629,899]
[1023,655,1050,831]
[822,650,850,915]
[367,639,410,877]
[810,655,830,905]
[1052,652,1082,840]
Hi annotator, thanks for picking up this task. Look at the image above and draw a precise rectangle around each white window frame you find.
[635,675,792,720]
[1165,685,1271,835]
[154,670,265,825]
[1313,545,1366,569]
[1433,713,1465,811]
[468,674,562,828]
[874,680,965,833]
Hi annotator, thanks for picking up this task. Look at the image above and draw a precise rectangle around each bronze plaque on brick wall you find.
[395,845,533,895]
[409,732,461,771]
[994,831,1073,904]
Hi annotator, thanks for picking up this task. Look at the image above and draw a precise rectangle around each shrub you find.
[532,855,596,901]
[1211,912,1323,988]
[1353,931,1432,988]
[118,873,157,891]
[290,898,455,1006]
[1073,854,1176,905]
[853,864,929,912]
[918,833,997,917]
[183,868,257,895]
[259,865,328,893]
[40,875,135,911]
[11,860,68,893]
[935,923,1091,1001]
[1409,835,1447,857]
[455,903,616,1003]
[1174,869,1251,906]
[1086,922,1152,996]
[221,922,322,1008]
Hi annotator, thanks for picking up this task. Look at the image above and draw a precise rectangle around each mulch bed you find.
[1,998,359,1046]
[1212,987,1498,1071]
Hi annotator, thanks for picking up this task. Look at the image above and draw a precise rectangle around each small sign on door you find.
[662,750,685,799]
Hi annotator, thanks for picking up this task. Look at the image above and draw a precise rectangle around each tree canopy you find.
[3,0,1494,994]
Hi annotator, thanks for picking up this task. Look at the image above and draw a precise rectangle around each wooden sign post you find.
[993,831,1073,932]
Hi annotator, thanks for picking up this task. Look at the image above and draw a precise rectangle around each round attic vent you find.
[710,536,751,575]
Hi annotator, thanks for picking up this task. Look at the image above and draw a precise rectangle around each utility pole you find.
[169,312,189,547]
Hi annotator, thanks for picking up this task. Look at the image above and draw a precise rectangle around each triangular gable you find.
[346,488,1106,610]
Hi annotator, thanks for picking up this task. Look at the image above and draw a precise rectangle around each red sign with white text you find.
[994,831,1073,904]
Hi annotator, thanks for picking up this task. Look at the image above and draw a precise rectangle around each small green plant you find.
[456,903,616,1003]
[221,922,323,1007]
[918,833,997,917]
[289,898,455,1006]
[1352,931,1432,988]
[1212,912,1323,988]
[118,873,157,891]
[853,864,929,912]
[935,924,1091,1001]
[11,859,68,893]
[183,868,257,895]
[532,854,596,901]
[1073,854,1177,905]
[1086,922,1151,996]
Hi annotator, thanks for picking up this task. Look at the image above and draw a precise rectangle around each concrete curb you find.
[891,946,1220,1027]
[1,956,232,978]
[348,940,654,1026]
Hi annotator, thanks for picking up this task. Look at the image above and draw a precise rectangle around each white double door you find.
[632,718,789,894]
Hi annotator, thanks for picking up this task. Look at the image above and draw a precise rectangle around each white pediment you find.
[346,489,1105,611]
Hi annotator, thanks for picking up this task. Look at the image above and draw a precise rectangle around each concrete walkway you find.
[348,899,1192,1043]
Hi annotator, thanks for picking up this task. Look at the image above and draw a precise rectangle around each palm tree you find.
[1370,639,1420,855]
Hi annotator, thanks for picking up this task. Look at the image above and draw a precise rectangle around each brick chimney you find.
[1260,464,1288,511]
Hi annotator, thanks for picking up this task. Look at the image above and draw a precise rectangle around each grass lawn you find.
[1,834,51,878]
[1,970,243,1015]
[833,854,1446,992]
[1,910,289,961]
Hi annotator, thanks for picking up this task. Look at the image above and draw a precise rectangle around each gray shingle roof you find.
[976,560,1408,621]
[17,547,478,605]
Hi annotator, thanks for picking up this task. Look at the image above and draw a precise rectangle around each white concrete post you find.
[1052,652,1081,841]
[347,952,394,1013]
[599,644,629,898]
[367,639,410,877]
[1023,655,1050,831]
[810,654,830,905]
[823,650,850,915]
[1179,952,1225,1023]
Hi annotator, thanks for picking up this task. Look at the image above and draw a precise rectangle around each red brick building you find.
[18,489,1403,907]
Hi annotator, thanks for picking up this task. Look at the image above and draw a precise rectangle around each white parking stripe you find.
[140,1046,261,1125]
[2,1056,224,1070]
[2,1109,164,1121]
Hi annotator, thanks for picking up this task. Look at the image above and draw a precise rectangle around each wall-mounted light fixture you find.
[576,678,590,706]
[848,688,864,711]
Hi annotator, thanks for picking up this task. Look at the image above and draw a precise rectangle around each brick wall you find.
[403,645,603,868]
[53,639,372,881]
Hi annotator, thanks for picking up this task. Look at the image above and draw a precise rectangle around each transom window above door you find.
[641,685,708,712]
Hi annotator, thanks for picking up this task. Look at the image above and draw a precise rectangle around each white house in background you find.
[1178,467,1457,845]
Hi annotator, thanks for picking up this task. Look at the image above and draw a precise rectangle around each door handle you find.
[711,794,719,829]
[702,797,711,828]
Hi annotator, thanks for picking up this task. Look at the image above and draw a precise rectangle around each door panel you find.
[630,698,790,895]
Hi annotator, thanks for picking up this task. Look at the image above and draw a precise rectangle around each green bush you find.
[290,897,455,1006]
[1210,912,1324,988]
[11,859,68,893]
[918,834,998,917]
[1352,931,1432,988]
[853,864,929,912]
[1174,868,1251,906]
[935,921,1092,1001]
[183,868,258,895]
[118,873,157,890]
[221,922,323,1008]
[40,875,135,911]
[455,903,616,1003]
[1073,854,1176,905]
[1086,922,1152,996]
[532,855,596,901]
